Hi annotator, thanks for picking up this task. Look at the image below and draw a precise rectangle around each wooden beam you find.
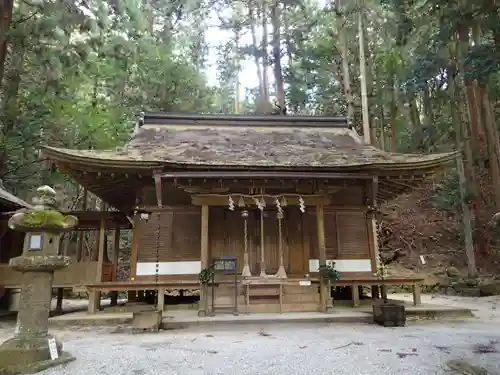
[162,171,375,179]
[191,194,330,206]
[153,170,163,208]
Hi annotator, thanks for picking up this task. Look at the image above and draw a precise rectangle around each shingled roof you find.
[42,113,457,172]
[0,186,31,210]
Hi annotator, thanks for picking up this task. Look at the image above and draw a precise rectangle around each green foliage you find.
[431,173,462,213]
[0,0,219,201]
[318,263,341,282]
[20,210,66,227]
[199,267,215,284]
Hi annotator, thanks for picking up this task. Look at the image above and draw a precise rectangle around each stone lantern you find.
[0,186,77,374]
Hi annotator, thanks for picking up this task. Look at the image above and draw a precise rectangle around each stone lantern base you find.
[0,336,75,374]
[0,255,74,374]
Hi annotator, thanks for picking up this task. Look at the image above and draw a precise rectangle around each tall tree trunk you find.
[458,24,482,165]
[379,107,386,151]
[471,22,486,167]
[234,31,241,114]
[389,76,398,152]
[248,0,264,99]
[283,3,298,112]
[0,44,25,179]
[271,1,285,109]
[357,0,370,144]
[261,0,270,104]
[448,45,476,276]
[0,0,13,90]
[335,0,354,126]
[407,89,422,149]
[480,84,500,210]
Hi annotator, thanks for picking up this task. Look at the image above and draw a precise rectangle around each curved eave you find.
[41,146,162,169]
[0,188,31,210]
[42,145,459,174]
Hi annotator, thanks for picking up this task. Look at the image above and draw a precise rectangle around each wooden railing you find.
[0,261,114,288]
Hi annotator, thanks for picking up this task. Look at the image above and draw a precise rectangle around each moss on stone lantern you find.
[0,185,78,374]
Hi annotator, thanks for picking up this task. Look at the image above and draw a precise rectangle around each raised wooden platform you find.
[84,276,424,314]
[47,301,474,329]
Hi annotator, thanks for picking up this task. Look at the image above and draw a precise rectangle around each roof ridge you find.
[140,112,350,128]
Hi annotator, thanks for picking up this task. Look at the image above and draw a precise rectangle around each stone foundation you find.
[0,336,75,374]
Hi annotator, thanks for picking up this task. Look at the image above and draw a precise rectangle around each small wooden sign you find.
[299,280,311,286]
[213,257,237,273]
[48,337,59,360]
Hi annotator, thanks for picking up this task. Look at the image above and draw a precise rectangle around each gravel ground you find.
[2,294,500,374]
[0,321,497,375]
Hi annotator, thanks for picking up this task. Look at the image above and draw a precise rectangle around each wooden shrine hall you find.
[42,113,457,315]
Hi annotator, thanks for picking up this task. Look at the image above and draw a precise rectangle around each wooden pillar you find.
[55,288,64,313]
[371,285,380,299]
[370,177,380,275]
[381,285,388,301]
[110,226,120,306]
[127,291,137,302]
[316,204,327,312]
[241,211,251,277]
[88,219,105,313]
[259,209,266,277]
[199,204,209,317]
[130,217,138,280]
[412,283,422,306]
[352,283,360,307]
[76,187,88,262]
[137,290,145,302]
[157,287,165,311]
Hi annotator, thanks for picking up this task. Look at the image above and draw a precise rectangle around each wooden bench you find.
[242,281,284,313]
[332,277,424,307]
[85,281,202,313]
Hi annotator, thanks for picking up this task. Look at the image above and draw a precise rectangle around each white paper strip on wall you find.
[308,259,372,273]
[136,261,202,276]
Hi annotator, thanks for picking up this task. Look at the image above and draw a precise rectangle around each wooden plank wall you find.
[135,192,373,277]
[136,206,201,262]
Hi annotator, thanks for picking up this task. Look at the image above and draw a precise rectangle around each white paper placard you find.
[48,338,59,360]
[299,280,311,286]
[420,255,426,265]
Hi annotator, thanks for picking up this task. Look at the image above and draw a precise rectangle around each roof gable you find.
[42,112,457,171]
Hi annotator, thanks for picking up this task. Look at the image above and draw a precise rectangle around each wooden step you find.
[247,288,280,297]
[245,303,281,314]
[213,295,246,306]
[212,285,245,296]
[282,293,320,304]
[283,285,318,295]
[282,302,320,313]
